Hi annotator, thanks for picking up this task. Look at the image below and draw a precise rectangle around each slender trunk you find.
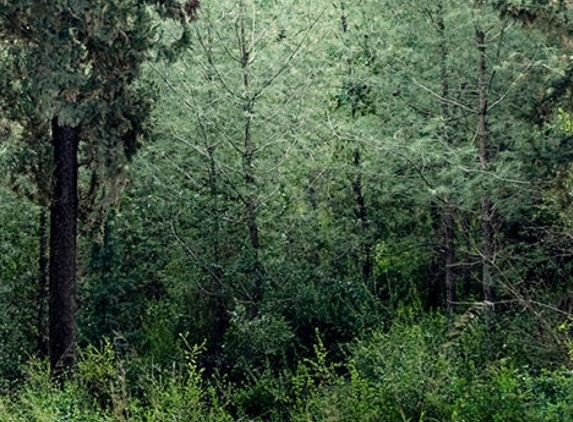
[339,1,348,33]
[242,86,258,250]
[444,201,456,316]
[239,4,258,252]
[437,2,449,121]
[339,6,372,283]
[476,28,496,323]
[49,117,79,379]
[306,180,321,267]
[437,3,456,316]
[206,145,229,354]
[202,25,230,354]
[353,149,372,283]
[37,207,49,359]
[460,213,475,297]
[191,24,230,362]
[427,202,442,309]
[239,3,262,315]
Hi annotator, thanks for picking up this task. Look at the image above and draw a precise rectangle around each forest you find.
[2,0,573,420]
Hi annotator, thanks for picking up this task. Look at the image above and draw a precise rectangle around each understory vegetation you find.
[3,0,573,420]
[2,314,573,421]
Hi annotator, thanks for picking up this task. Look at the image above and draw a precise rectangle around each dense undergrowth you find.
[2,313,572,422]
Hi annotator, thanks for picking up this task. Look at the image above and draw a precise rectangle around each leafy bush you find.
[0,360,109,422]
[289,315,573,422]
[0,343,232,422]
[292,317,454,421]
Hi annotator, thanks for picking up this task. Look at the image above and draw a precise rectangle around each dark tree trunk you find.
[444,201,456,316]
[37,207,49,359]
[49,117,80,379]
[476,29,496,324]
[207,266,229,367]
[353,148,372,283]
[427,202,443,309]
[460,213,476,298]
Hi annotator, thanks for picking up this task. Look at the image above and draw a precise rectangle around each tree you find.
[0,0,199,378]
[146,0,333,369]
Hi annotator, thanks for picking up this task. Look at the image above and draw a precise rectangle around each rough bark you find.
[49,117,80,379]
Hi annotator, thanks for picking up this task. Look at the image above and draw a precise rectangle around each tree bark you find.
[49,117,80,379]
[476,28,496,324]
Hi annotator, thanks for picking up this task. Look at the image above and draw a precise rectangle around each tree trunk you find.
[49,117,80,379]
[353,148,372,283]
[437,4,456,317]
[206,145,229,360]
[476,28,496,324]
[338,5,372,284]
[427,202,443,309]
[239,3,263,316]
[444,200,456,317]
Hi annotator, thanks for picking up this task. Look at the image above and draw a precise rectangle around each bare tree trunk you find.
[476,28,496,324]
[49,117,79,379]
[437,3,456,317]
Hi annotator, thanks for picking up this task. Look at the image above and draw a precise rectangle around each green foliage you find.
[135,343,232,422]
[0,360,110,422]
[224,304,295,375]
[0,188,40,390]
[5,0,573,420]
[0,343,233,422]
[1,318,573,421]
[288,316,573,422]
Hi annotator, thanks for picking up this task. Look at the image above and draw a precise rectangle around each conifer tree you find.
[0,0,199,379]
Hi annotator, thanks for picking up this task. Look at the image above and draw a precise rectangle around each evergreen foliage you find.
[2,0,573,418]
